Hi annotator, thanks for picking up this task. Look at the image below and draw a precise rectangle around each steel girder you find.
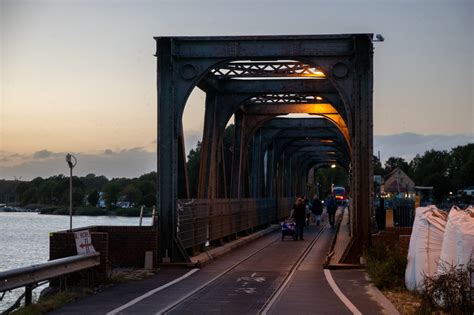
[196,93,346,199]
[155,35,373,263]
[247,118,350,199]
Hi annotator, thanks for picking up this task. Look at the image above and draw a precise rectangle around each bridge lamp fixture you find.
[330,164,336,169]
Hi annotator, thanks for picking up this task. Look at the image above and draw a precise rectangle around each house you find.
[458,186,474,196]
[382,168,415,198]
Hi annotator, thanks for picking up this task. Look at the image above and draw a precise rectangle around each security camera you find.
[373,34,385,42]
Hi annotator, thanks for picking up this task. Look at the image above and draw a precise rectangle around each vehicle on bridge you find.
[332,186,347,206]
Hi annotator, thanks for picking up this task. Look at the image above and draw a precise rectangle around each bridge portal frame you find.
[155,35,373,263]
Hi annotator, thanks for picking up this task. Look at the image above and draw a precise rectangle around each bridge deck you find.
[51,223,396,315]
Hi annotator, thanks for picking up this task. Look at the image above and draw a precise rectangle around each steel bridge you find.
[155,34,373,264]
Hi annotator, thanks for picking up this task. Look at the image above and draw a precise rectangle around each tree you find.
[448,144,474,191]
[102,182,121,209]
[20,187,38,204]
[187,141,201,198]
[373,155,384,176]
[72,188,85,207]
[314,166,348,197]
[121,184,142,205]
[37,179,58,204]
[82,173,109,191]
[87,190,100,207]
[142,193,156,207]
[411,149,451,202]
[384,157,411,176]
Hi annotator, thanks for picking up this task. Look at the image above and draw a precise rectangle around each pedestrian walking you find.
[311,195,323,226]
[326,194,337,227]
[291,198,306,240]
[304,198,311,226]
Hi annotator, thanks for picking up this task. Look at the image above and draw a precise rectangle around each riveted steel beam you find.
[217,79,335,95]
[162,35,361,58]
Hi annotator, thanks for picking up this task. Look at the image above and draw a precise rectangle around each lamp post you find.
[66,154,77,231]
[330,163,336,192]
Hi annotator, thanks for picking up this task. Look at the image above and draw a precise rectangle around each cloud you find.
[32,149,54,159]
[1,133,471,180]
[374,133,473,162]
[0,148,157,180]
[184,131,202,154]
[0,151,30,167]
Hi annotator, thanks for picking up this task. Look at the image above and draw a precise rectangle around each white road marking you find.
[106,268,200,315]
[324,269,362,315]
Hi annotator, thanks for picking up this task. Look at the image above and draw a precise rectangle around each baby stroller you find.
[280,219,296,241]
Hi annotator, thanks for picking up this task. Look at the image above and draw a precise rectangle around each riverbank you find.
[0,212,153,313]
[39,206,153,217]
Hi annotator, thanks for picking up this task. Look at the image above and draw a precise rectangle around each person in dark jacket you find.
[304,198,311,226]
[311,195,323,226]
[291,198,306,240]
[326,194,337,227]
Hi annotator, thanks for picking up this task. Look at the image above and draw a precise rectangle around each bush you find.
[74,207,106,216]
[365,242,407,289]
[114,207,152,217]
[418,263,473,314]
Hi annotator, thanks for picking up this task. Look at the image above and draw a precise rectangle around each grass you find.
[366,243,473,314]
[10,290,89,315]
[365,242,407,290]
[418,263,473,314]
[382,289,421,315]
[8,268,159,315]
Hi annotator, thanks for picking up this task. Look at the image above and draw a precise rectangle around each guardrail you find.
[0,252,100,306]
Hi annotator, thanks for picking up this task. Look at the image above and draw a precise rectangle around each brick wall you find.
[372,227,412,257]
[49,226,158,286]
[49,231,109,285]
[92,226,158,269]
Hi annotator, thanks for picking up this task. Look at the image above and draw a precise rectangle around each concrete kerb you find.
[190,224,280,267]
[364,273,401,315]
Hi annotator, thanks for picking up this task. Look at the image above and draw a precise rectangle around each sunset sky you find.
[1,0,473,180]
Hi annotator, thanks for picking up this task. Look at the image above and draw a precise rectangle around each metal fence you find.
[393,199,415,227]
[177,198,292,249]
[374,198,416,229]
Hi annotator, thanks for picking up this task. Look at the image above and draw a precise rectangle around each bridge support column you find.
[250,130,263,197]
[198,92,220,198]
[230,111,243,198]
[156,38,191,263]
[343,37,374,262]
[265,144,275,197]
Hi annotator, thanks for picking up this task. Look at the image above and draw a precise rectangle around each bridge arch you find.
[155,35,373,264]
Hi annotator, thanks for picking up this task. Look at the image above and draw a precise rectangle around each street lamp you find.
[330,164,336,192]
[66,154,77,231]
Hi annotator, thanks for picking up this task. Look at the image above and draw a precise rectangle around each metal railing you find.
[177,198,292,249]
[392,199,415,227]
[0,252,100,307]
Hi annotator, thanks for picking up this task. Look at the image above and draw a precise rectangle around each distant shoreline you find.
[0,206,153,217]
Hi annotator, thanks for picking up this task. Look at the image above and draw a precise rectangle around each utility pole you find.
[66,154,77,231]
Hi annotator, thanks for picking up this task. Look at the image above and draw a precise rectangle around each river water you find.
[0,212,152,312]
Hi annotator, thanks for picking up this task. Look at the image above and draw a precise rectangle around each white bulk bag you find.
[405,206,447,292]
[437,206,474,274]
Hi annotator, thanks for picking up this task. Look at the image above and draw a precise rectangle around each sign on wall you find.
[74,230,96,255]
